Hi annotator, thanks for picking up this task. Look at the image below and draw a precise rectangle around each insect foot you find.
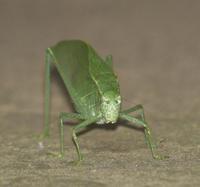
[69,157,84,166]
[46,152,64,159]
[153,154,169,160]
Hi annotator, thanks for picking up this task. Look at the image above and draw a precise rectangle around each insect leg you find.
[72,118,97,162]
[121,105,148,146]
[105,54,113,68]
[59,112,85,157]
[121,104,146,122]
[43,49,52,138]
[120,113,163,160]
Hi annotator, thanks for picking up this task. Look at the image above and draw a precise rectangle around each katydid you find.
[42,40,163,162]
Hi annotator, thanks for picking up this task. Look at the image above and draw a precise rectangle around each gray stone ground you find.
[0,1,199,186]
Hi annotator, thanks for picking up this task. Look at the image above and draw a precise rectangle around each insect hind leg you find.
[41,49,53,138]
[105,54,113,68]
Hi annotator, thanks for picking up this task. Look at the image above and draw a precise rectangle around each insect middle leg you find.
[120,113,162,159]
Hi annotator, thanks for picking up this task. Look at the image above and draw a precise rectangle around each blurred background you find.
[0,1,199,186]
[1,0,200,119]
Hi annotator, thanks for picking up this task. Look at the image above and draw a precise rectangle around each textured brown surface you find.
[0,1,200,186]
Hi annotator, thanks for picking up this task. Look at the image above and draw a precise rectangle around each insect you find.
[41,40,163,162]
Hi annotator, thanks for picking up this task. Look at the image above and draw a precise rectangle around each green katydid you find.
[41,40,163,162]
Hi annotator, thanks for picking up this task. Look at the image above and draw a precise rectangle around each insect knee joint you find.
[72,131,77,139]
[143,122,148,129]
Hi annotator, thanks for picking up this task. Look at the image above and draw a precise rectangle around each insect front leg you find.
[72,118,97,162]
[59,112,85,158]
[121,104,152,146]
[121,104,146,122]
[120,113,163,160]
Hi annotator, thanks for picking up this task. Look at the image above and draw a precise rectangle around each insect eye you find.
[115,100,120,104]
